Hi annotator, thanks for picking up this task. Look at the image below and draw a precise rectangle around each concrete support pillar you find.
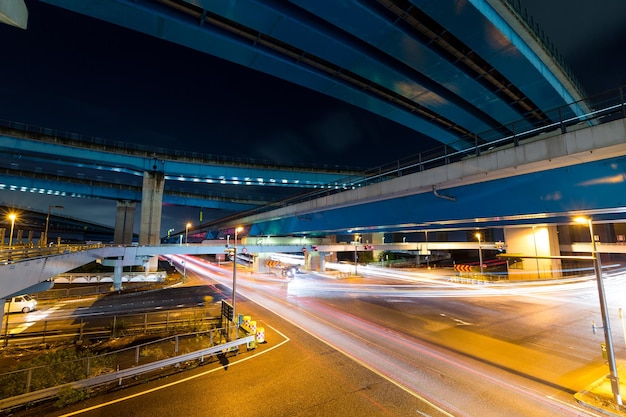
[372,232,386,264]
[253,253,272,274]
[503,225,562,280]
[113,257,123,291]
[305,252,315,270]
[114,200,136,244]
[139,171,164,272]
[318,252,328,272]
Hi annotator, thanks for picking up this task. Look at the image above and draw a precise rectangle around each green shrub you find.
[54,386,90,408]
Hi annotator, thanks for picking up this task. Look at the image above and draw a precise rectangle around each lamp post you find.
[232,226,243,322]
[8,213,16,248]
[475,232,483,275]
[185,222,191,244]
[576,217,622,405]
[532,226,540,279]
[425,230,430,269]
[44,205,64,246]
[354,234,360,275]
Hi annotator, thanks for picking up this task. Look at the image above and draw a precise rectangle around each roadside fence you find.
[0,325,252,410]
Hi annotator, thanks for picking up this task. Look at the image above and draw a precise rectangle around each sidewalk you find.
[575,367,626,416]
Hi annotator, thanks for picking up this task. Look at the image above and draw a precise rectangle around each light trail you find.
[179,256,599,416]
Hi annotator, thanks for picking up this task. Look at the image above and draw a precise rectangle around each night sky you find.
[2,0,432,170]
[1,0,626,230]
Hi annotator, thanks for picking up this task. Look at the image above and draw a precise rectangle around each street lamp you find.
[44,205,64,246]
[354,234,360,275]
[475,232,483,275]
[575,217,622,405]
[232,226,243,323]
[7,213,16,248]
[185,222,191,244]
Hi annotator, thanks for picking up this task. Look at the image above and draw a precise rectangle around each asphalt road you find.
[15,293,431,417]
[8,260,625,416]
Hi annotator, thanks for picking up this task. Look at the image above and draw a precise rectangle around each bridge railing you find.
[501,0,586,96]
[361,85,626,184]
[0,120,359,173]
[0,243,105,265]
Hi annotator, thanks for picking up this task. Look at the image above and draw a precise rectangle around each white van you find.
[4,295,37,314]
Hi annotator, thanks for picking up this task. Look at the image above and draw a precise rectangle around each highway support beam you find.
[139,171,164,271]
[114,200,136,244]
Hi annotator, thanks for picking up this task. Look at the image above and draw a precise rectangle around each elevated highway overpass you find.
[3,235,626,301]
[0,240,499,300]
[218,114,626,235]
[1,0,602,237]
[2,2,626,305]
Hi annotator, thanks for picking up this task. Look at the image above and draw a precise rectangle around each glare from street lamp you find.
[185,222,191,244]
[8,213,16,247]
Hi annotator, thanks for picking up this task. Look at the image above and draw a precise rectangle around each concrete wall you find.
[504,226,562,280]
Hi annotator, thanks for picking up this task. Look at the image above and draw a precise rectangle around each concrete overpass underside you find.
[242,118,626,235]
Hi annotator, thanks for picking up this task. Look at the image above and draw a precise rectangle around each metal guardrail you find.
[0,334,254,411]
[3,306,221,347]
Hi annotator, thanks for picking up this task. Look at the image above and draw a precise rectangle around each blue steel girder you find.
[36,0,469,150]
[0,134,361,189]
[189,0,502,135]
[413,0,588,118]
[248,156,626,236]
[284,0,535,132]
[40,0,588,151]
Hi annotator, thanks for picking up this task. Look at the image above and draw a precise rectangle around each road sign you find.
[221,300,234,321]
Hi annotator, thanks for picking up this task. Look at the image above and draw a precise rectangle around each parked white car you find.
[4,295,37,314]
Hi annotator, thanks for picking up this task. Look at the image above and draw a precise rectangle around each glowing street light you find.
[44,205,64,246]
[8,213,16,248]
[475,232,483,275]
[575,216,622,405]
[185,222,191,244]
